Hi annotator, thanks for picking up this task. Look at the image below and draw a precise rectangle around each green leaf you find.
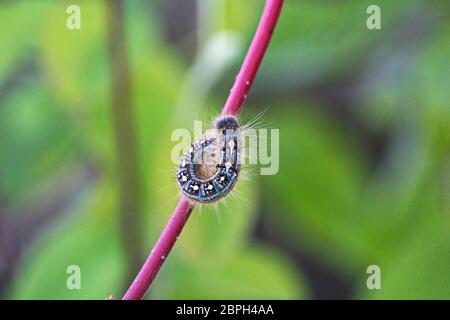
[361,221,450,299]
[0,1,52,84]
[261,105,370,272]
[0,83,76,203]
[11,183,124,299]
[259,0,415,89]
[152,246,306,299]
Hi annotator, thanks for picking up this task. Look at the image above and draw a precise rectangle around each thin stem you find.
[221,0,284,117]
[106,0,144,287]
[122,0,284,300]
[122,198,193,300]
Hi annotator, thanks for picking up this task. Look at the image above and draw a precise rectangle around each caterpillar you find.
[176,115,241,203]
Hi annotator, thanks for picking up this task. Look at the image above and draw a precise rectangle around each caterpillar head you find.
[215,115,239,131]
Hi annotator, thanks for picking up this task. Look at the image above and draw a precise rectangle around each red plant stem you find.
[122,0,284,300]
[221,0,284,117]
[122,198,193,300]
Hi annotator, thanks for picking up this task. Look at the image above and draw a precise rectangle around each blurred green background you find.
[0,0,449,299]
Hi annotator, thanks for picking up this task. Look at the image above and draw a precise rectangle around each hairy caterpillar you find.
[176,115,241,203]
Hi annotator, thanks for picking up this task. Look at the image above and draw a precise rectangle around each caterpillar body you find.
[176,116,241,203]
